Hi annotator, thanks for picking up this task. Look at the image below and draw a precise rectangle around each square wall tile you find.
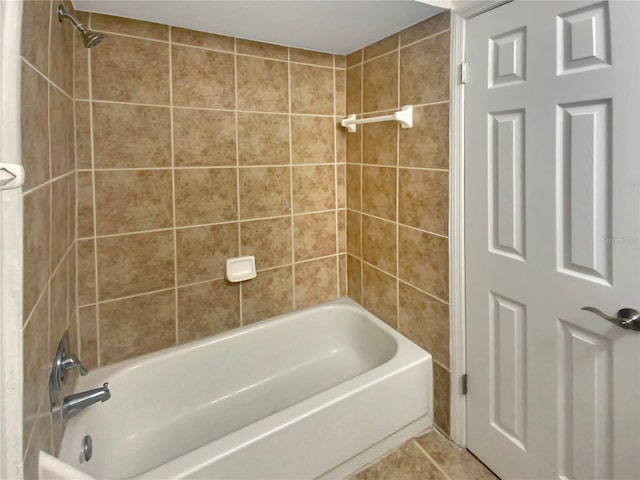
[291,116,335,164]
[346,164,361,211]
[91,14,169,40]
[237,39,288,60]
[346,50,362,67]
[400,33,450,106]
[347,254,362,303]
[96,231,175,301]
[237,113,290,166]
[335,69,346,116]
[338,210,346,253]
[77,172,95,238]
[21,0,50,76]
[91,34,170,104]
[237,56,288,113]
[178,280,240,343]
[364,33,399,60]
[363,121,397,166]
[171,28,234,51]
[290,64,334,115]
[398,226,448,301]
[362,215,396,275]
[173,109,236,167]
[400,11,451,46]
[75,101,92,169]
[362,165,396,221]
[337,164,346,208]
[292,165,335,213]
[172,45,235,109]
[51,177,71,271]
[434,362,451,435]
[339,253,348,296]
[176,223,238,285]
[78,305,98,369]
[362,263,397,328]
[92,103,171,169]
[346,210,361,257]
[77,240,96,306]
[239,167,291,219]
[290,48,333,67]
[50,86,75,178]
[399,102,449,169]
[363,52,398,113]
[94,170,173,235]
[294,211,337,261]
[346,65,362,115]
[49,258,69,357]
[48,2,74,95]
[21,62,49,190]
[99,290,176,365]
[346,128,361,164]
[295,256,338,308]
[241,217,292,270]
[242,266,293,324]
[175,168,238,226]
[399,169,449,235]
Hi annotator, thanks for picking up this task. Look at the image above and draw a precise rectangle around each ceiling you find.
[71,1,445,54]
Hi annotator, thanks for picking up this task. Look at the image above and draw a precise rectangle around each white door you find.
[465,1,640,479]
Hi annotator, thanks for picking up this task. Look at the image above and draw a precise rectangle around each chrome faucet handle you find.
[61,352,88,376]
[49,331,90,409]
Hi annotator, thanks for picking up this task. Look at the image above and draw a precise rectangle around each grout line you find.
[348,209,449,239]
[81,162,338,171]
[412,439,453,480]
[22,169,78,196]
[21,56,75,104]
[287,47,297,310]
[333,54,340,298]
[395,31,401,332]
[234,37,244,327]
[342,163,450,173]
[168,27,180,346]
[359,50,364,304]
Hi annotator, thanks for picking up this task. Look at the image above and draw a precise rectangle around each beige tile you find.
[77,240,96,306]
[241,217,292,270]
[171,28,234,51]
[237,113,290,166]
[49,256,68,359]
[337,128,347,164]
[335,69,346,116]
[346,128,361,164]
[416,430,497,480]
[242,266,293,324]
[292,165,335,213]
[91,34,170,104]
[346,65,362,115]
[290,48,334,67]
[23,185,50,317]
[347,254,362,303]
[51,176,71,271]
[175,168,238,226]
[362,165,396,221]
[21,0,50,75]
[94,170,173,235]
[99,290,176,365]
[96,231,175,301]
[174,108,236,167]
[352,441,446,480]
[362,215,396,275]
[176,223,238,285]
[338,209,347,253]
[401,11,451,46]
[362,263,397,328]
[92,14,169,40]
[347,210,361,257]
[399,282,449,367]
[68,245,77,336]
[336,56,346,68]
[50,85,75,178]
[400,33,450,106]
[23,288,49,452]
[339,253,348,296]
[337,164,346,208]
[68,173,76,246]
[92,102,171,168]
[399,169,448,235]
[49,1,74,95]
[346,164,361,211]
[178,280,240,343]
[346,49,362,67]
[239,167,291,219]
[294,211,337,261]
[363,52,398,113]
[291,116,334,164]
[363,121,397,165]
[172,45,235,109]
[364,33,399,60]
[75,101,92,169]
[398,226,448,301]
[74,34,90,99]
[434,362,451,436]
[399,103,449,169]
[21,62,49,190]
[295,256,338,308]
[78,305,98,369]
[237,39,288,60]
[291,63,334,115]
[237,56,288,113]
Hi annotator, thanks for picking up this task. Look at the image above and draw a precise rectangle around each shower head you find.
[58,5,104,48]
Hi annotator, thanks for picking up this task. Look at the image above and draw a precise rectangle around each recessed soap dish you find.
[226,256,257,283]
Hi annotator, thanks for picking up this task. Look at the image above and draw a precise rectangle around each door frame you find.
[448,0,512,447]
[0,0,24,478]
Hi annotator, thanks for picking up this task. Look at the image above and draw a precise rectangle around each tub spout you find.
[62,383,111,418]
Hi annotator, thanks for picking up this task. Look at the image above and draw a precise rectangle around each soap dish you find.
[226,256,257,283]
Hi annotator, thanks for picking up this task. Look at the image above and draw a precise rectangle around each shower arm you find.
[58,5,89,34]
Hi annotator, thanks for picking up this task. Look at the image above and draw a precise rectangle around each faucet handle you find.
[61,352,88,376]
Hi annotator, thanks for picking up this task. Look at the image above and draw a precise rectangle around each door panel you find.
[465,1,640,479]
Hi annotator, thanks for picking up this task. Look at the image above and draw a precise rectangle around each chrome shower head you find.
[58,5,104,49]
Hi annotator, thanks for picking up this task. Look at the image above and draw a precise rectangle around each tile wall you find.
[20,0,78,477]
[74,14,348,367]
[344,11,452,435]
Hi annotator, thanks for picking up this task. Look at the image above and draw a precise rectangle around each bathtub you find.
[57,297,433,479]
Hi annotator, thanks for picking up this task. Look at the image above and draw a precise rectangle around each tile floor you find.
[351,430,497,480]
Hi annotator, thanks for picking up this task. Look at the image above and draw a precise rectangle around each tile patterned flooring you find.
[351,430,497,480]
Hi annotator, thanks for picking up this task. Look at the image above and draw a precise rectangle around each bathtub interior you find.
[61,302,405,478]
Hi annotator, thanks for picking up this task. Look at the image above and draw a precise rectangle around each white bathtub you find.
[57,297,433,479]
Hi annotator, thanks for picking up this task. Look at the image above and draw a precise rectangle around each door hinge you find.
[462,374,468,395]
[460,62,468,85]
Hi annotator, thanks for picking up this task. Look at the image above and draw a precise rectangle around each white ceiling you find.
[71,1,445,54]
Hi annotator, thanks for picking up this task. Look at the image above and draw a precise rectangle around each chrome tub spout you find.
[62,383,111,418]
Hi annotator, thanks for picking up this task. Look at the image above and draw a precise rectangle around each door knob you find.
[581,306,640,331]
